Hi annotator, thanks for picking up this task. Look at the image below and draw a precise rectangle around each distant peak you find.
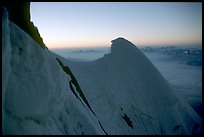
[111,37,127,42]
[110,37,138,54]
[111,37,135,47]
[111,37,132,44]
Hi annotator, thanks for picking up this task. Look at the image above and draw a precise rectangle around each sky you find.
[31,2,202,49]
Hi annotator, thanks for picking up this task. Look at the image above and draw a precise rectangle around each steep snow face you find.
[61,38,202,135]
[5,20,68,120]
[2,7,11,112]
[2,7,201,134]
[2,8,104,135]
[2,7,11,133]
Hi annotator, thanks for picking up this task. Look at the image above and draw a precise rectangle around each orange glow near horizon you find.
[46,38,202,49]
[47,41,111,49]
[31,2,202,49]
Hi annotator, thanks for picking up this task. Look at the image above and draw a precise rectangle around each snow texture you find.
[2,7,11,133]
[2,8,202,135]
[2,8,105,135]
[58,37,202,135]
[142,50,202,117]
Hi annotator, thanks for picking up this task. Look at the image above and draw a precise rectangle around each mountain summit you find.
[111,37,135,47]
[110,37,139,55]
[63,37,202,135]
[2,7,202,135]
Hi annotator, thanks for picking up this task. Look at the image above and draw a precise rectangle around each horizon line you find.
[49,43,202,50]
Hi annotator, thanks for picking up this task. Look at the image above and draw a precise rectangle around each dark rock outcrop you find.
[2,1,46,49]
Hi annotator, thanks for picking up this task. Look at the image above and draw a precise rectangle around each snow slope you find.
[2,8,105,135]
[2,7,202,135]
[58,37,202,135]
[141,50,202,118]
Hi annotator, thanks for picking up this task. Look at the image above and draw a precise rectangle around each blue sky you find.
[31,2,202,49]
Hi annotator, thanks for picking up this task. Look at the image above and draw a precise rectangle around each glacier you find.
[2,8,202,135]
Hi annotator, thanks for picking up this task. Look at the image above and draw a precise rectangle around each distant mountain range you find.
[2,8,202,135]
[72,49,105,53]
[140,46,202,66]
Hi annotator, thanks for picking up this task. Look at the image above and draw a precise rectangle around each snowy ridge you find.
[2,8,105,135]
[2,7,202,134]
[59,38,202,135]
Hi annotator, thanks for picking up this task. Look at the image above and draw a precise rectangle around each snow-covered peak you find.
[111,37,133,45]
[2,7,201,134]
[63,37,202,135]
[111,37,135,49]
[110,37,141,58]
